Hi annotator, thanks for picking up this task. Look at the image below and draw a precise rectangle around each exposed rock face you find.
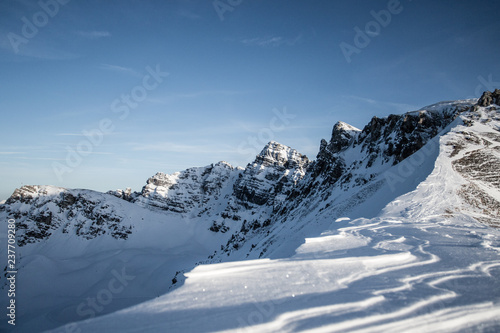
[233,141,310,206]
[282,99,475,217]
[3,93,497,249]
[348,101,468,166]
[1,186,131,245]
[478,89,500,107]
[3,92,500,333]
[314,121,360,184]
[108,187,135,202]
[129,142,310,215]
[450,106,500,227]
[324,121,360,154]
[134,161,238,214]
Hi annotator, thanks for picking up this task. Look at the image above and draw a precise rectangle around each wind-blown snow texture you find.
[1,91,500,332]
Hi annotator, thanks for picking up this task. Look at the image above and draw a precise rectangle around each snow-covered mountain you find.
[1,90,500,332]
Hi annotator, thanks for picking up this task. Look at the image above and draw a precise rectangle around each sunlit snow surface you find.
[44,107,500,332]
[45,218,500,332]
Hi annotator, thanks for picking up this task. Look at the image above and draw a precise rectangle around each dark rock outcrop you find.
[313,122,360,183]
[2,186,132,246]
[478,89,500,107]
[134,161,237,213]
[3,94,492,250]
[233,141,310,206]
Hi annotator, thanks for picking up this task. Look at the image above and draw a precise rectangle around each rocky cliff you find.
[2,92,500,333]
[0,185,132,246]
[2,94,496,251]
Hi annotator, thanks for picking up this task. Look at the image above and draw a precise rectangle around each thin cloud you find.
[15,156,65,161]
[242,36,284,47]
[99,64,142,78]
[54,131,118,138]
[131,142,235,155]
[240,34,303,47]
[76,30,111,39]
[120,124,250,140]
[55,133,84,136]
[170,90,245,98]
[345,95,419,114]
[0,37,79,60]
[147,90,250,104]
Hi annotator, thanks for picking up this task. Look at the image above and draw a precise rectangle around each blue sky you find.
[1,0,500,200]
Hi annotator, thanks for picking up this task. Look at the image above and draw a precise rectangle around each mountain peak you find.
[3,93,500,333]
[7,185,64,204]
[259,141,288,154]
[233,141,310,206]
[478,89,500,107]
[318,121,360,157]
[257,141,309,167]
[333,121,361,133]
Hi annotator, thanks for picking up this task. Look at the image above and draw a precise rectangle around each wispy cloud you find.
[0,35,79,60]
[172,90,244,98]
[55,133,84,137]
[119,124,249,140]
[99,64,142,77]
[54,131,119,139]
[76,30,111,39]
[146,90,249,104]
[232,120,327,133]
[345,95,419,114]
[131,142,235,155]
[240,34,303,47]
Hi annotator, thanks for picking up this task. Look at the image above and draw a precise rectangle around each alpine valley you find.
[2,91,500,333]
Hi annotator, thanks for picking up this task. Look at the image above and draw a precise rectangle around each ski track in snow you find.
[43,217,500,333]
[44,107,500,333]
[1,101,498,332]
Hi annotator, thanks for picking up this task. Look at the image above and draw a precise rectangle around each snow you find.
[335,121,361,133]
[43,209,500,332]
[416,99,477,113]
[0,189,234,332]
[2,101,500,333]
[38,105,500,333]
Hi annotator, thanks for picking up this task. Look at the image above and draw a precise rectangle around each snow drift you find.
[1,91,500,332]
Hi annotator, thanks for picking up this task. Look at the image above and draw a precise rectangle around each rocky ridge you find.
[2,91,500,333]
[0,185,132,246]
[448,92,500,227]
[2,93,497,252]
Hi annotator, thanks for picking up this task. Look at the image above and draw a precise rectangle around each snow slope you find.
[43,99,500,332]
[2,92,500,333]
[0,187,234,332]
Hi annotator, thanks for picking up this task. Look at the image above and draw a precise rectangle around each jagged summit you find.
[2,185,134,245]
[133,161,237,213]
[233,141,310,207]
[6,185,64,203]
[2,91,500,333]
[257,141,310,168]
[333,120,361,132]
[478,88,500,107]
[318,121,361,157]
